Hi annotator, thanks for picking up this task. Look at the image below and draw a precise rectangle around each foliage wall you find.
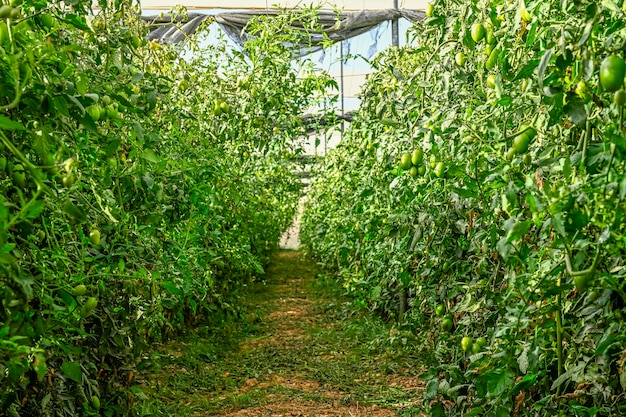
[303,0,626,414]
[0,1,333,415]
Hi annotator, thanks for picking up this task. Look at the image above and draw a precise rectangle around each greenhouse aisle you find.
[140,249,425,416]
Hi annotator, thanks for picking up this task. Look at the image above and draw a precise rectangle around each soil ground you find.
[139,250,425,416]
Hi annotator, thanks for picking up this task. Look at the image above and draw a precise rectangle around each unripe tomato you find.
[441,317,454,333]
[85,297,98,310]
[0,5,13,19]
[614,90,626,106]
[89,229,101,246]
[435,304,445,316]
[475,337,487,347]
[513,133,530,154]
[599,55,626,92]
[471,23,486,43]
[434,161,445,178]
[62,173,76,188]
[574,274,592,292]
[487,74,496,88]
[461,336,473,351]
[455,52,466,67]
[73,284,87,296]
[575,80,587,97]
[411,148,424,165]
[400,153,412,170]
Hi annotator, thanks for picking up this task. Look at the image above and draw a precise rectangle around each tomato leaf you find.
[425,378,438,400]
[64,14,90,31]
[507,220,532,243]
[576,21,594,46]
[511,373,538,395]
[0,115,25,131]
[537,48,553,93]
[485,368,514,399]
[139,149,161,164]
[61,361,82,383]
[564,94,587,125]
[513,60,539,81]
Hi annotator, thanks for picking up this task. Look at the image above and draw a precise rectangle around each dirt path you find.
[141,250,425,416]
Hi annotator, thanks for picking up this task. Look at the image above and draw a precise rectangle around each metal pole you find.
[339,40,345,140]
[392,0,399,47]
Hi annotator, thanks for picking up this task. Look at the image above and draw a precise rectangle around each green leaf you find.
[564,95,587,125]
[26,200,45,219]
[485,369,514,399]
[452,187,478,198]
[140,149,161,164]
[512,373,538,396]
[506,220,532,243]
[61,361,82,383]
[537,49,553,92]
[161,281,183,296]
[551,213,566,237]
[425,378,438,400]
[65,14,90,31]
[0,115,25,131]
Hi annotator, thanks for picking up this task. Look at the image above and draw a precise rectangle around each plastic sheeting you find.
[142,9,424,56]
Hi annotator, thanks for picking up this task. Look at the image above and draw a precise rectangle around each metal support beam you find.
[391,0,399,47]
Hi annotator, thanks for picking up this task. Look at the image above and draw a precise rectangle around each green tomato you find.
[12,170,26,188]
[599,55,626,93]
[87,105,102,121]
[470,23,486,43]
[574,274,592,292]
[435,304,445,317]
[73,284,87,296]
[614,90,626,106]
[0,5,13,19]
[487,74,496,88]
[62,173,76,188]
[434,161,445,178]
[455,52,466,67]
[475,337,487,347]
[441,317,454,333]
[506,147,516,161]
[37,13,54,29]
[85,297,98,310]
[411,148,424,165]
[461,336,473,352]
[408,166,419,178]
[400,153,412,170]
[89,229,101,246]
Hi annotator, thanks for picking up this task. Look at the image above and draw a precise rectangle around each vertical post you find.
[339,40,345,140]
[392,0,399,47]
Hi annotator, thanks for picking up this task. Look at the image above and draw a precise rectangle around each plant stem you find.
[555,274,564,396]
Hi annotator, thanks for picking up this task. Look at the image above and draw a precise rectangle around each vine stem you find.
[555,275,564,396]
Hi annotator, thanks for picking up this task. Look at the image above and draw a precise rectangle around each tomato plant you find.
[0,2,334,415]
[302,0,626,414]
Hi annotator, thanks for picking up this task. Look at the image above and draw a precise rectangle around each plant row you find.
[302,0,626,415]
[0,2,332,415]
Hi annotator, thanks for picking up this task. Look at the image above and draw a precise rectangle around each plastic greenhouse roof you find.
[139,0,428,10]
